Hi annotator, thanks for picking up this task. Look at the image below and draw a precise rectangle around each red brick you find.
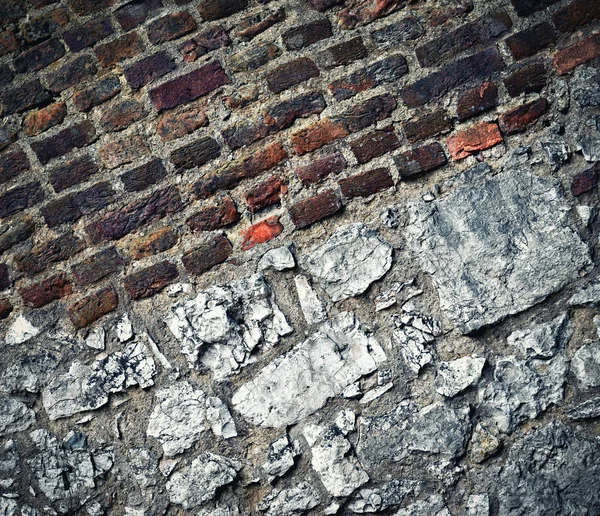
[125,52,176,89]
[0,263,9,290]
[49,155,98,193]
[337,0,401,29]
[68,286,118,328]
[63,18,114,52]
[31,121,96,165]
[236,7,285,40]
[457,82,498,121]
[283,19,332,50]
[13,38,65,73]
[0,216,35,255]
[186,195,239,232]
[295,150,346,185]
[499,98,548,135]
[16,233,85,274]
[1,80,52,115]
[503,63,547,98]
[402,110,452,144]
[241,215,283,251]
[394,142,447,179]
[72,247,126,285]
[510,0,559,17]
[350,127,400,164]
[571,163,600,196]
[505,23,556,61]
[0,299,12,319]
[0,147,30,184]
[193,141,287,199]
[128,228,177,260]
[170,137,221,170]
[198,0,248,20]
[229,43,281,72]
[114,0,162,31]
[245,176,286,212]
[20,274,72,308]
[554,33,600,75]
[147,11,196,45]
[99,134,149,170]
[289,189,341,229]
[0,182,44,218]
[157,107,208,142]
[266,57,319,94]
[0,31,18,57]
[339,167,394,199]
[180,25,230,62]
[124,261,178,300]
[149,61,230,112]
[318,37,367,68]
[182,234,232,275]
[121,159,167,193]
[23,102,67,136]
[291,119,348,156]
[94,32,144,68]
[99,99,146,133]
[45,54,98,93]
[447,122,503,160]
[553,0,600,33]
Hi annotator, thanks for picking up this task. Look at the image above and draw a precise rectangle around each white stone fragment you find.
[393,313,441,373]
[257,246,295,272]
[206,396,237,439]
[507,314,572,359]
[394,495,451,516]
[360,382,393,404]
[348,479,421,513]
[262,434,296,481]
[435,356,485,397]
[85,327,105,350]
[116,314,134,342]
[144,333,172,369]
[302,223,393,302]
[232,312,386,427]
[569,278,600,306]
[0,397,35,437]
[324,502,340,514]
[4,316,40,346]
[577,205,593,226]
[572,342,600,390]
[259,482,320,516]
[466,494,490,516]
[294,275,327,325]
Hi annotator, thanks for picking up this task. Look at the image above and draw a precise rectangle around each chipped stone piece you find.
[395,495,451,516]
[0,396,35,436]
[206,396,237,439]
[294,274,327,325]
[566,397,600,420]
[262,434,296,481]
[4,315,40,345]
[257,246,295,271]
[348,479,420,513]
[116,314,134,342]
[572,342,600,390]
[258,481,320,516]
[468,423,501,463]
[86,326,105,350]
[393,312,441,373]
[507,314,572,358]
[569,278,600,306]
[435,356,485,397]
[360,382,393,404]
[466,494,489,516]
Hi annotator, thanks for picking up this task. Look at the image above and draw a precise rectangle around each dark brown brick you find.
[63,18,114,52]
[339,168,393,199]
[402,110,453,144]
[499,98,548,135]
[571,162,600,196]
[157,107,208,142]
[306,0,343,11]
[370,17,424,48]
[0,299,12,319]
[198,0,248,20]
[16,233,85,274]
[99,134,149,170]
[186,195,239,232]
[149,61,230,112]
[237,7,285,40]
[350,127,400,164]
[294,150,346,185]
[23,102,67,136]
[282,19,332,50]
[289,189,341,229]
[266,57,319,94]
[0,216,35,255]
[0,31,18,57]
[147,11,196,45]
[505,23,556,61]
[245,176,286,212]
[553,0,600,33]
[0,148,30,184]
[72,247,126,285]
[503,63,547,98]
[45,54,98,93]
[429,2,474,26]
[115,0,162,31]
[229,43,280,72]
[67,0,109,15]
[318,37,367,69]
[1,80,51,115]
[510,0,559,17]
[73,76,121,112]
[68,286,118,328]
[121,159,167,193]
[128,227,177,260]
[457,82,499,121]
[125,52,175,90]
[85,186,182,243]
[42,182,115,227]
[0,182,44,219]
[180,25,230,62]
[13,38,65,74]
[100,100,145,132]
[182,234,232,275]
[400,48,505,107]
[0,65,13,88]
[20,274,72,308]
[23,8,69,44]
[241,215,283,251]
[94,32,144,68]
[394,142,447,179]
[0,264,9,290]
[74,182,115,215]
[41,195,80,227]
[170,137,221,170]
[31,121,96,165]
[124,261,178,300]
[49,155,99,193]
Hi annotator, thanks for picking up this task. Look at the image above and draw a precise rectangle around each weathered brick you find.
[503,63,547,97]
[510,0,559,17]
[94,32,144,68]
[85,186,182,243]
[0,216,35,254]
[100,99,145,132]
[182,234,232,275]
[370,17,424,48]
[457,82,498,121]
[0,31,18,57]
[282,19,332,50]
[402,110,453,144]
[13,38,65,74]
[0,1,26,23]
[350,127,400,164]
[241,215,283,251]
[447,121,503,160]
[554,33,600,75]
[73,76,121,112]
[99,134,149,170]
[147,11,196,45]
[23,102,67,137]
[294,150,346,185]
[318,37,367,69]
[124,261,178,300]
[339,167,394,199]
[42,182,115,227]
[337,0,401,29]
[16,233,85,274]
[72,247,126,285]
[45,54,98,93]
[63,18,114,52]
[0,148,30,184]
[186,195,239,232]
[223,92,326,150]
[289,189,341,229]
[193,141,287,199]
[306,0,343,11]
[170,137,221,170]
[499,98,548,135]
[429,1,474,26]
[266,57,319,94]
[0,65,13,88]
[505,23,556,61]
[1,80,51,115]
[394,142,447,179]
[328,54,408,101]
[553,0,600,33]
[571,162,600,196]
[49,155,98,193]
[0,299,12,319]
[245,175,286,212]
[157,107,208,142]
[237,7,285,40]
[68,286,118,328]
[114,0,162,31]
[229,43,280,72]
[121,159,167,193]
[20,274,72,308]
[125,52,175,90]
[31,121,96,165]
[400,48,505,107]
[23,8,69,44]
[41,195,80,227]
[68,0,109,15]
[198,0,248,20]
[72,182,115,215]
[128,227,177,260]
[149,61,230,112]
[0,182,44,218]
[180,25,230,62]
[0,264,9,290]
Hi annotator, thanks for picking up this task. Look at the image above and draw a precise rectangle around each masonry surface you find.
[1,0,600,514]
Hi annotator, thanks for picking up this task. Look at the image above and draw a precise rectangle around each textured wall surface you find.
[1,0,600,514]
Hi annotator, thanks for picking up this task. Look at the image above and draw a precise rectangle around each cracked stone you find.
[571,67,600,109]
[258,481,321,516]
[575,116,600,162]
[86,326,105,350]
[232,312,386,427]
[128,447,158,490]
[116,314,134,342]
[348,479,421,513]
[572,342,600,390]
[541,138,570,169]
[257,246,295,272]
[406,167,591,333]
[206,395,237,438]
[0,347,60,394]
[4,315,40,346]
[0,396,35,437]
[294,274,327,325]
[301,223,392,302]
[262,434,297,481]
[395,495,451,516]
[166,274,292,380]
[569,278,600,306]
[507,314,572,359]
[468,423,501,463]
[392,312,441,373]
[566,397,600,420]
[435,356,485,397]
[466,494,489,516]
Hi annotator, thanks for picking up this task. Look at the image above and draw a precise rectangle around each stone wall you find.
[1,0,600,514]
